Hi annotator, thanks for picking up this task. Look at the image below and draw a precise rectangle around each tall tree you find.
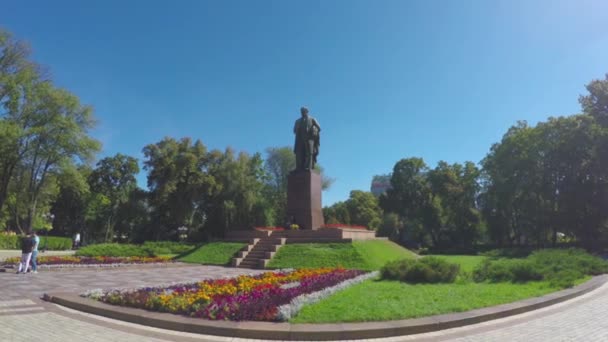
[88,154,139,241]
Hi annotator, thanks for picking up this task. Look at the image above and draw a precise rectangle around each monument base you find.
[287,170,324,230]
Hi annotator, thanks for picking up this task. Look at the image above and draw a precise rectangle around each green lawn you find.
[178,242,246,265]
[291,278,584,323]
[266,240,416,270]
[353,240,418,270]
[291,252,591,323]
[427,255,486,273]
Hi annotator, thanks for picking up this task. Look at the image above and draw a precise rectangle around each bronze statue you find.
[293,106,321,171]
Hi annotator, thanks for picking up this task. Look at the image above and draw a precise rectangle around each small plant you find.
[381,257,460,283]
[290,224,300,230]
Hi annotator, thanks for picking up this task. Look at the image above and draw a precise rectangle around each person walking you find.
[17,233,33,274]
[73,232,81,249]
[30,231,40,274]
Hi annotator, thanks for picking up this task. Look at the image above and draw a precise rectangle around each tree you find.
[580,73,608,126]
[50,165,91,237]
[87,154,139,241]
[143,137,214,240]
[0,29,100,233]
[344,191,382,230]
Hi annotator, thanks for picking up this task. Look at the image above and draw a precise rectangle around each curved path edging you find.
[45,275,608,341]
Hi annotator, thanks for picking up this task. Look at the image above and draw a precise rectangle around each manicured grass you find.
[267,243,368,269]
[267,240,416,270]
[353,240,417,270]
[427,255,487,273]
[178,242,246,265]
[291,277,590,323]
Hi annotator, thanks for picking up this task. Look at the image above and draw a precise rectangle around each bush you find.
[0,235,71,250]
[473,259,542,283]
[473,248,608,288]
[480,248,534,259]
[76,243,154,257]
[142,241,194,255]
[0,235,19,249]
[381,257,460,283]
[40,236,72,250]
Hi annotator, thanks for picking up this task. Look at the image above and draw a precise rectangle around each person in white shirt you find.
[74,232,81,249]
[29,231,40,274]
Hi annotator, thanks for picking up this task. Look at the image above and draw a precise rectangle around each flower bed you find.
[322,224,368,230]
[2,255,174,266]
[83,268,368,321]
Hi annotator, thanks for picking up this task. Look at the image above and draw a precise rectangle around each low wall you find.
[225,228,376,242]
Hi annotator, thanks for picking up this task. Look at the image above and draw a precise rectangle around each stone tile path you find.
[1,265,608,341]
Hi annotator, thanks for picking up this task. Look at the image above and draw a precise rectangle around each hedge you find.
[0,235,71,250]
[75,242,195,257]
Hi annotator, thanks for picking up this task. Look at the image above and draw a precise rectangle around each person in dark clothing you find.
[17,234,34,274]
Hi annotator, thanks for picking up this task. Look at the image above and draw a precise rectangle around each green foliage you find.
[0,235,19,249]
[426,255,487,273]
[379,158,482,248]
[473,249,608,288]
[75,243,155,257]
[39,236,72,250]
[381,257,460,283]
[142,241,194,254]
[179,242,246,265]
[473,259,542,283]
[324,191,382,230]
[0,235,70,250]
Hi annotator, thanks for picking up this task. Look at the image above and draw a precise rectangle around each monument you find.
[287,107,325,230]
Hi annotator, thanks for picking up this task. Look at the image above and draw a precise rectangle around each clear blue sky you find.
[3,0,608,205]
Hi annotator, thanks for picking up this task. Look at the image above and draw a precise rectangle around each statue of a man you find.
[293,106,321,171]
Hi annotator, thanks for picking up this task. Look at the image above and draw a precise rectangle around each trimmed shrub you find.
[76,243,154,257]
[142,241,194,254]
[0,235,71,250]
[473,248,608,288]
[381,257,460,283]
[473,259,542,283]
[480,248,534,259]
[40,236,72,250]
[0,235,19,249]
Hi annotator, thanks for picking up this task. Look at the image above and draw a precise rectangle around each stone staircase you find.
[231,235,286,269]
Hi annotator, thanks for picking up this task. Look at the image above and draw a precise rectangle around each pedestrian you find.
[29,231,40,274]
[17,233,34,274]
[73,232,81,249]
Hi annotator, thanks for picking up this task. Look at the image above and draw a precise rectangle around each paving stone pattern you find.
[1,265,608,341]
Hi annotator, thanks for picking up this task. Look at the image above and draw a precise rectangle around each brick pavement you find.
[1,265,607,341]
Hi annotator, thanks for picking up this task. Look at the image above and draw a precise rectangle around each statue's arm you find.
[293,120,298,134]
[313,118,321,132]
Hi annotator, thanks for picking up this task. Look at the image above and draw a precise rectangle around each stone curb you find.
[45,275,608,341]
[1,262,192,272]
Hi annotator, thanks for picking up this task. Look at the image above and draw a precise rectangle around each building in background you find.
[370,174,392,196]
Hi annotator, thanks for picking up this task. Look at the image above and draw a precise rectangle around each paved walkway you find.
[1,265,607,341]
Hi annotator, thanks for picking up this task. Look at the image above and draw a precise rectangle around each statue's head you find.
[300,106,309,118]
